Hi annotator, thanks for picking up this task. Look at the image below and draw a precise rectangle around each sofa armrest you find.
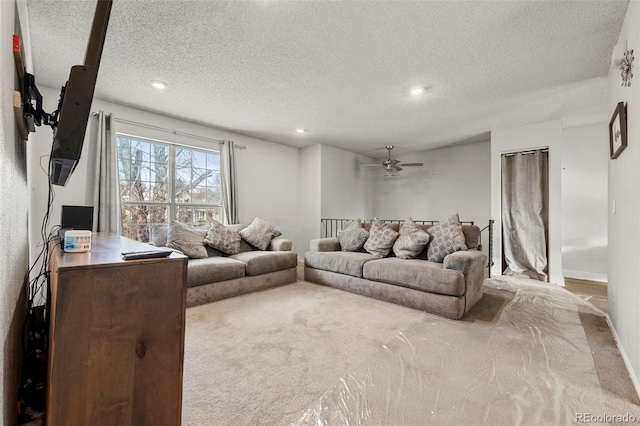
[269,238,293,252]
[443,250,487,275]
[444,250,487,311]
[309,238,340,252]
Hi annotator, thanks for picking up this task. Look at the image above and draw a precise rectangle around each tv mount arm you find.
[21,72,63,132]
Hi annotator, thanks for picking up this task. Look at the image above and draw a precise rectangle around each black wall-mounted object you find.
[49,0,112,187]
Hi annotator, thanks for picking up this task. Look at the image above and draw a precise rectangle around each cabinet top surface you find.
[51,233,186,269]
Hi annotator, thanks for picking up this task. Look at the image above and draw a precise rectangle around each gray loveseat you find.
[153,223,298,307]
[304,223,486,320]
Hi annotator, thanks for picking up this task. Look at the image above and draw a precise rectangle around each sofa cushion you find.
[364,219,400,258]
[304,251,377,278]
[269,224,283,238]
[363,257,466,296]
[187,257,246,287]
[240,217,275,250]
[230,251,298,276]
[204,220,242,254]
[461,225,480,250]
[338,219,369,252]
[166,220,209,259]
[393,218,431,259]
[230,222,282,238]
[426,214,468,263]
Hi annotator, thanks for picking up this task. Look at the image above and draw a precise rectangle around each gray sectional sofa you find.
[304,223,487,320]
[153,222,298,307]
[186,235,297,306]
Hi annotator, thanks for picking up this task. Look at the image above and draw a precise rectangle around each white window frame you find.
[116,132,222,242]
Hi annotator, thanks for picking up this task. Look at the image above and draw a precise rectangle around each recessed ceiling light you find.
[151,80,167,89]
[410,87,424,96]
[296,128,306,134]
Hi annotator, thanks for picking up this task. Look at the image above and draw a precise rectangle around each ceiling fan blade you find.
[389,159,401,165]
[392,165,403,171]
[400,162,423,167]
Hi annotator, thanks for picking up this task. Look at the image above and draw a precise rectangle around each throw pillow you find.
[426,213,468,262]
[269,224,282,238]
[204,220,241,255]
[166,220,208,259]
[393,217,431,259]
[239,217,275,250]
[151,225,168,247]
[364,219,400,258]
[337,219,369,252]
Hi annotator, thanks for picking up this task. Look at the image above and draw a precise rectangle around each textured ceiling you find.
[26,0,628,156]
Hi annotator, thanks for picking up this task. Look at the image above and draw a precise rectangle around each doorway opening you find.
[501,148,549,281]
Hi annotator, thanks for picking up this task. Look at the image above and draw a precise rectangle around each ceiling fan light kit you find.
[362,145,424,176]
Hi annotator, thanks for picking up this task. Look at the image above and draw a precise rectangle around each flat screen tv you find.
[49,0,112,186]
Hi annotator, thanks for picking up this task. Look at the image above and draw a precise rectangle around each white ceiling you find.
[25,0,628,156]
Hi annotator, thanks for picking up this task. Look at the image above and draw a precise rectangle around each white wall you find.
[320,144,374,219]
[491,120,563,285]
[561,123,608,282]
[297,144,321,256]
[1,1,30,424]
[607,0,640,395]
[29,86,300,261]
[373,142,491,227]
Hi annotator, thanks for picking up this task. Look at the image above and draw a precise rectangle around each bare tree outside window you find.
[116,135,221,242]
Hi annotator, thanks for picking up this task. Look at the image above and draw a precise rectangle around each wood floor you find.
[564,277,608,313]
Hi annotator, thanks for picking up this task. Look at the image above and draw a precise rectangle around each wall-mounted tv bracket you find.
[13,34,62,139]
[22,73,61,132]
[13,35,63,139]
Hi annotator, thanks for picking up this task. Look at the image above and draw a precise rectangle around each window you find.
[116,134,221,242]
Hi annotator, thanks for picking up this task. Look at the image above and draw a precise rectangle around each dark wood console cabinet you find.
[46,233,188,425]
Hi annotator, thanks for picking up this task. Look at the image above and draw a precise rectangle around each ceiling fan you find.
[362,146,423,176]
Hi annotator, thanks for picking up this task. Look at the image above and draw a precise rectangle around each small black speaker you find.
[61,205,94,231]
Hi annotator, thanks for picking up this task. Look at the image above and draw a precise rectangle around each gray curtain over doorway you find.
[501,149,549,281]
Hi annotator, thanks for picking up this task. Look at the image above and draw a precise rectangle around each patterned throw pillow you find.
[204,220,242,254]
[239,217,275,250]
[364,219,400,258]
[392,218,431,259]
[338,219,369,252]
[166,220,209,259]
[426,213,468,262]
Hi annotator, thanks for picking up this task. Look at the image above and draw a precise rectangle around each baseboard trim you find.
[563,269,608,283]
[606,314,640,401]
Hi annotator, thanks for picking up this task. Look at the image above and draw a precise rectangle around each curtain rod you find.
[91,112,246,149]
[502,148,549,157]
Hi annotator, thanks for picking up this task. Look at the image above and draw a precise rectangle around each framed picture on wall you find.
[609,101,627,159]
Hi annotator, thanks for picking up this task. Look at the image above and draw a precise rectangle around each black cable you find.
[22,146,57,354]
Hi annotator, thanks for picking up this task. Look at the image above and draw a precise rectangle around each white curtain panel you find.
[220,140,239,224]
[501,149,549,281]
[92,111,122,234]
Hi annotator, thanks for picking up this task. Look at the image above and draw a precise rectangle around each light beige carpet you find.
[182,277,640,425]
